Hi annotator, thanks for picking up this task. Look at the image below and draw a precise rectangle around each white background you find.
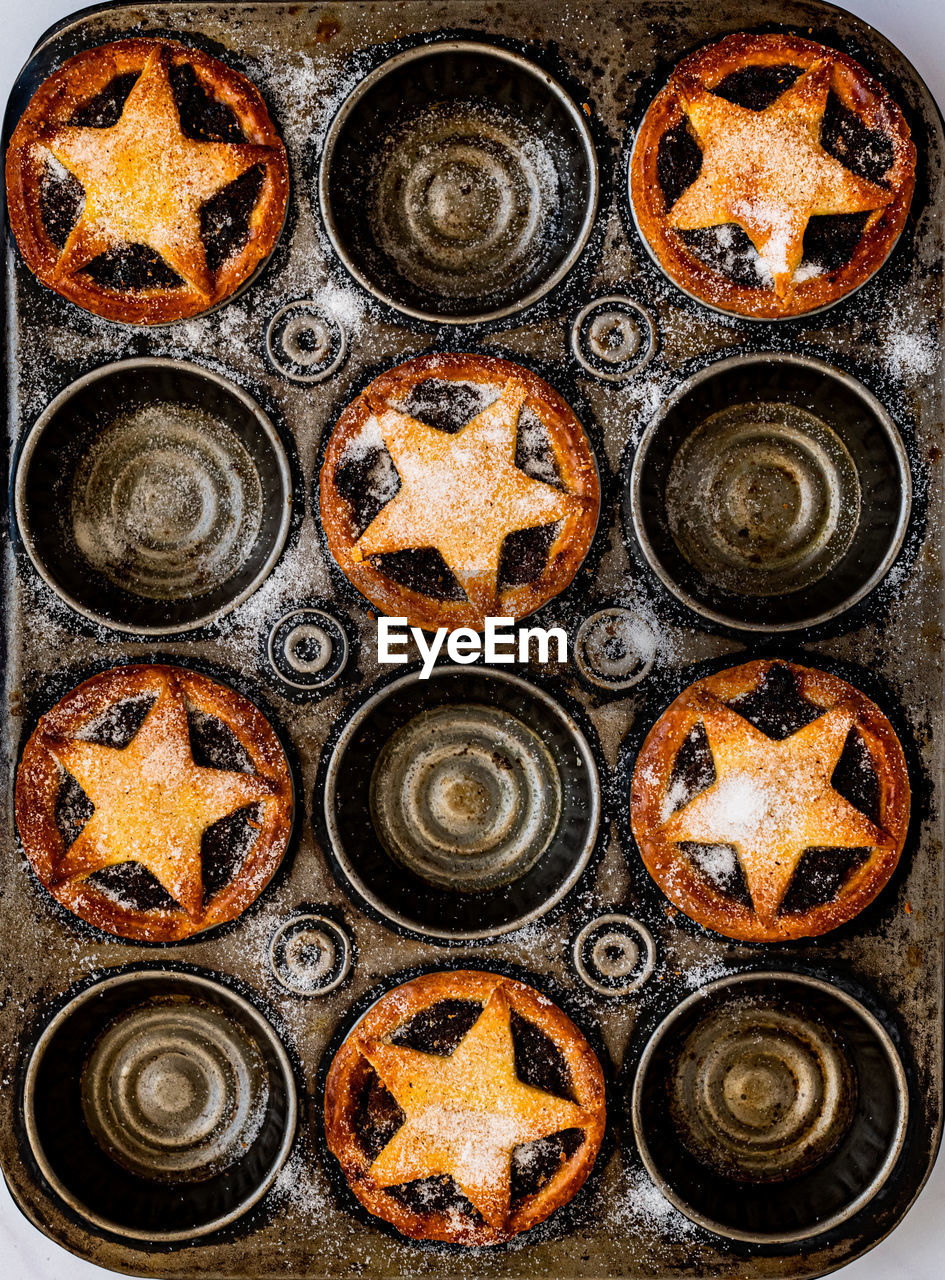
[1,1,943,1277]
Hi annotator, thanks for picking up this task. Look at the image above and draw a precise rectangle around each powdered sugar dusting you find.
[1,7,942,1277]
[410,1104,521,1185]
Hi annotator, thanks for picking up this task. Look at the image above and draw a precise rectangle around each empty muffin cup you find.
[631,971,909,1242]
[319,41,598,324]
[21,969,297,1242]
[324,667,599,939]
[15,358,292,634]
[629,354,910,630]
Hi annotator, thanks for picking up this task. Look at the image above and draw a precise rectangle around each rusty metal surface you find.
[0,2,942,1277]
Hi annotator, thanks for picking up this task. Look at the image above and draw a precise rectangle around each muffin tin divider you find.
[1,2,943,1277]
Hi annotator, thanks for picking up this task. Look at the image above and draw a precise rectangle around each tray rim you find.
[1,2,943,1278]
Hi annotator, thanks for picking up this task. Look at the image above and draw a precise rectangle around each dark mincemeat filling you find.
[728,663,823,739]
[389,996,482,1053]
[403,381,481,435]
[712,63,807,110]
[353,997,583,1221]
[54,695,262,913]
[371,548,469,603]
[200,164,264,273]
[669,664,882,914]
[40,61,260,291]
[679,839,753,907]
[666,719,716,809]
[778,844,871,915]
[498,524,558,588]
[387,1175,481,1221]
[656,63,895,288]
[333,378,563,602]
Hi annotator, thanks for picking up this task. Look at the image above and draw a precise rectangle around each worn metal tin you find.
[629,352,913,631]
[630,971,911,1242]
[0,2,942,1278]
[21,967,299,1243]
[14,356,294,635]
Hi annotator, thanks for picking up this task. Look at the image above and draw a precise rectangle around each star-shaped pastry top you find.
[42,46,275,298]
[666,59,892,295]
[659,696,894,922]
[359,986,591,1230]
[46,675,276,918]
[351,379,583,616]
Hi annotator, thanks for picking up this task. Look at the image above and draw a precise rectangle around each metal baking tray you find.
[1,1,942,1277]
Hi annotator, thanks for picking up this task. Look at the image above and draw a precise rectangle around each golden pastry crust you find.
[630,660,910,941]
[6,38,289,324]
[630,32,916,318]
[319,353,600,631]
[324,969,606,1246]
[15,664,294,941]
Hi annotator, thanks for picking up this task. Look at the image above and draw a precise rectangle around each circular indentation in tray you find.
[23,969,296,1242]
[73,410,264,601]
[571,296,657,380]
[82,1001,268,1181]
[266,301,347,383]
[631,971,909,1242]
[15,358,291,634]
[573,913,655,994]
[267,607,349,691]
[319,41,598,324]
[324,667,599,939]
[574,607,657,689]
[269,914,352,995]
[369,703,561,892]
[668,1003,854,1182]
[666,402,860,596]
[629,354,910,630]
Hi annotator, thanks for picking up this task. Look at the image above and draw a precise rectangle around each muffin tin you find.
[0,1,942,1278]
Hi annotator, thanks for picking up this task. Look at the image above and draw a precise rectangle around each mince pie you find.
[630,660,910,941]
[319,353,600,631]
[15,664,293,941]
[630,32,916,318]
[324,969,606,1245]
[5,38,289,324]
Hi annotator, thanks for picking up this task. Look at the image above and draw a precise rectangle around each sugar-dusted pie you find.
[319,353,600,631]
[630,32,916,318]
[15,664,293,941]
[630,660,910,941]
[5,38,289,324]
[324,969,606,1245]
